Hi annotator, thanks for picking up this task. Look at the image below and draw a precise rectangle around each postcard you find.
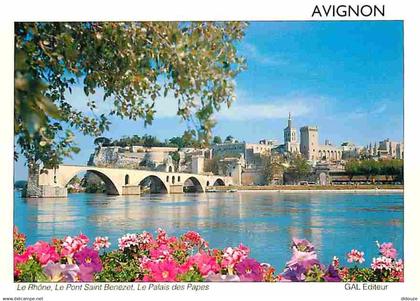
[1,1,419,301]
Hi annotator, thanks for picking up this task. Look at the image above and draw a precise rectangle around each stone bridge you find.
[37,165,234,197]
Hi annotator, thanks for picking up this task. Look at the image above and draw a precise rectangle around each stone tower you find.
[300,126,319,161]
[284,112,298,144]
[283,112,299,153]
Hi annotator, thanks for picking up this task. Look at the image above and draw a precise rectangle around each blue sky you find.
[14,21,404,180]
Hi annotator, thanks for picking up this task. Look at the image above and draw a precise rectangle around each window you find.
[125,174,129,185]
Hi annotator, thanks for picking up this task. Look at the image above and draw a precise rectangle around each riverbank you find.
[210,185,403,193]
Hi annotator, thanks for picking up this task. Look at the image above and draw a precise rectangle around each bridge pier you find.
[169,185,183,194]
[121,185,142,195]
[24,185,68,198]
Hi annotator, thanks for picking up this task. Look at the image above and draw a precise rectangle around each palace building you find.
[279,113,343,162]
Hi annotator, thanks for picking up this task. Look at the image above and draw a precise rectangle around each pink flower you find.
[74,247,102,273]
[292,238,315,252]
[346,249,365,264]
[221,244,249,268]
[150,244,173,260]
[14,251,31,277]
[332,256,340,269]
[93,236,111,251]
[371,256,393,271]
[187,252,220,276]
[61,234,89,257]
[78,265,95,282]
[235,258,263,281]
[379,242,397,259]
[118,233,140,250]
[138,231,154,245]
[392,259,404,281]
[286,250,319,269]
[394,259,404,272]
[183,231,208,248]
[156,228,173,245]
[26,241,60,265]
[144,259,179,282]
[43,262,80,282]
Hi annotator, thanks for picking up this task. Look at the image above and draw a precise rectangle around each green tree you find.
[262,153,284,185]
[345,159,360,181]
[379,159,403,182]
[94,137,111,147]
[168,130,200,148]
[169,151,181,171]
[204,156,220,175]
[142,135,160,147]
[14,180,28,189]
[224,135,235,143]
[212,135,222,144]
[359,159,380,182]
[15,22,247,173]
[286,155,311,184]
[168,136,185,148]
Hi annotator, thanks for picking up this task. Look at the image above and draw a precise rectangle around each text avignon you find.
[312,5,385,17]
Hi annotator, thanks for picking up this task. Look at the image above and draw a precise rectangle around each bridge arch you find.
[183,176,204,193]
[139,175,168,194]
[213,178,225,186]
[65,169,120,195]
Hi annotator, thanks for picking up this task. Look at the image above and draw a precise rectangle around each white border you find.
[1,0,419,300]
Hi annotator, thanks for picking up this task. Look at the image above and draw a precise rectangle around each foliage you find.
[204,155,230,175]
[15,21,247,169]
[96,251,142,282]
[262,153,284,185]
[169,151,181,170]
[84,182,106,193]
[13,227,403,283]
[14,226,26,254]
[344,159,359,180]
[14,180,28,189]
[204,156,220,175]
[286,155,311,184]
[101,130,204,149]
[16,259,49,282]
[224,135,236,143]
[93,137,111,146]
[345,159,403,182]
[212,136,222,145]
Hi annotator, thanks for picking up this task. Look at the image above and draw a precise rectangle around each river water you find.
[14,191,403,271]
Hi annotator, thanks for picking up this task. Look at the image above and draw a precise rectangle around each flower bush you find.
[13,227,403,282]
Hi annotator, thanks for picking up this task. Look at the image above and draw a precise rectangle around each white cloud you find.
[346,101,389,120]
[65,85,180,118]
[216,100,312,120]
[64,85,114,116]
[152,95,182,118]
[241,42,288,66]
[215,90,326,121]
[63,83,326,122]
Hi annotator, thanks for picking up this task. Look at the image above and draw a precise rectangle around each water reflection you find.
[14,191,403,270]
